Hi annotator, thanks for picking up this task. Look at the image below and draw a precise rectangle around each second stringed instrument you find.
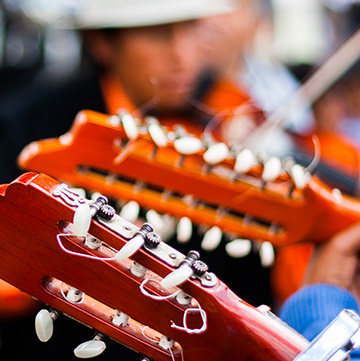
[18,109,360,247]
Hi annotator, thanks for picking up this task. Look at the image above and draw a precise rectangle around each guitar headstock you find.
[18,109,360,247]
[0,172,308,360]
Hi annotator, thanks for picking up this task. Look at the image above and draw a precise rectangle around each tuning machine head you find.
[35,308,59,342]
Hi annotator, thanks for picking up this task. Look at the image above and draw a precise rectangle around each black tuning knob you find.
[145,231,161,248]
[98,204,116,220]
[192,260,209,276]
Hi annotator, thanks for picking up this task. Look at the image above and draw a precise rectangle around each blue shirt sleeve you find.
[279,284,360,359]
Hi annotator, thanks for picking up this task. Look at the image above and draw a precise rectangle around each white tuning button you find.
[161,251,199,289]
[115,224,153,262]
[119,112,139,140]
[290,164,307,189]
[74,339,106,359]
[225,239,252,258]
[119,200,140,223]
[115,234,145,262]
[160,264,194,289]
[176,217,192,243]
[259,241,275,267]
[262,157,282,182]
[201,226,222,251]
[90,192,102,202]
[234,148,256,173]
[73,204,92,237]
[174,136,202,155]
[145,210,165,233]
[203,142,229,165]
[35,309,57,342]
[147,117,168,147]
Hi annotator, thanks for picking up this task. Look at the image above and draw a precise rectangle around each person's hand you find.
[302,222,360,302]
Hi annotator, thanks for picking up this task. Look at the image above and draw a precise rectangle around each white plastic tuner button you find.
[203,142,229,165]
[73,203,91,237]
[201,226,222,251]
[225,239,252,258]
[35,309,54,342]
[174,137,202,155]
[74,340,106,359]
[115,234,144,262]
[147,118,168,147]
[120,112,139,140]
[290,164,307,189]
[234,148,256,173]
[176,217,192,243]
[262,157,282,182]
[119,200,140,223]
[160,265,194,289]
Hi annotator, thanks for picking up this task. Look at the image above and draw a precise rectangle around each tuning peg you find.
[115,234,145,262]
[174,136,202,155]
[74,334,106,359]
[112,310,129,327]
[201,226,222,251]
[234,148,256,173]
[259,241,275,267]
[158,335,175,350]
[176,216,192,243]
[289,164,307,189]
[203,142,229,165]
[115,224,153,262]
[130,261,148,277]
[161,251,200,289]
[175,290,192,305]
[262,157,282,183]
[146,116,168,147]
[161,263,194,289]
[65,286,84,303]
[119,200,140,223]
[73,203,92,237]
[145,210,165,233]
[35,309,58,342]
[118,111,139,140]
[90,192,102,201]
[225,239,252,258]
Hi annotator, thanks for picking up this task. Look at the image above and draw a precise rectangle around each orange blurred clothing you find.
[298,131,360,180]
[272,131,360,306]
[0,279,40,319]
[101,74,263,139]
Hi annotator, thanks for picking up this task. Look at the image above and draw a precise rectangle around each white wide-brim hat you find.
[21,0,237,29]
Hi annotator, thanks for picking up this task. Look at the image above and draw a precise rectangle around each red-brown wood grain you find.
[0,172,307,360]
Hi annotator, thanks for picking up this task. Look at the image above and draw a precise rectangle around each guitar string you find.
[59,282,85,305]
[141,326,185,361]
[303,134,321,174]
[56,232,188,358]
[139,272,181,300]
[140,272,208,335]
[170,306,207,335]
[56,233,117,261]
[57,233,208,334]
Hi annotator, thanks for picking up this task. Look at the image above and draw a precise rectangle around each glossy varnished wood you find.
[0,173,307,360]
[18,110,360,246]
